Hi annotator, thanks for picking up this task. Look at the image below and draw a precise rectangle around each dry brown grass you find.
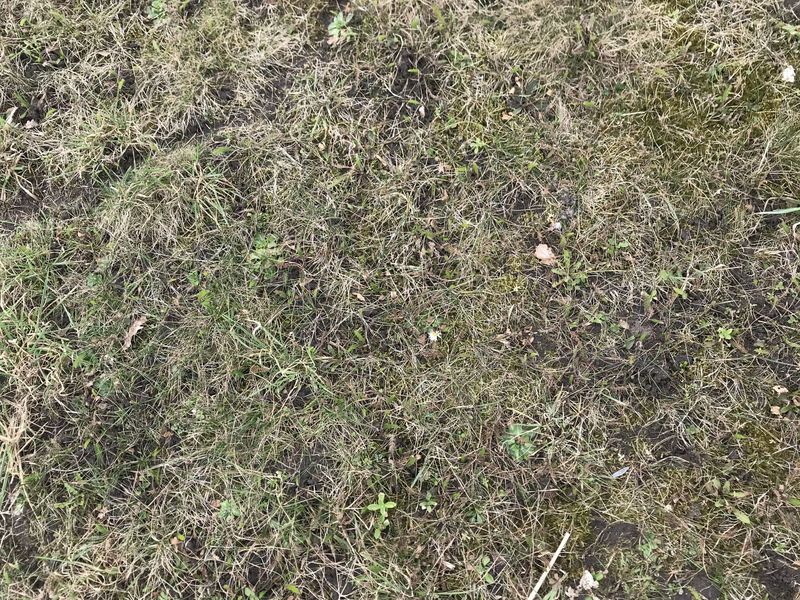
[1,0,800,598]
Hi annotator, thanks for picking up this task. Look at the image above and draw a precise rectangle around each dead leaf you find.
[122,316,147,350]
[773,385,789,396]
[770,405,782,416]
[534,243,557,266]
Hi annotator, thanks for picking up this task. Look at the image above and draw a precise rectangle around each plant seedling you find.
[249,234,283,278]
[502,424,539,461]
[476,555,496,584]
[419,491,438,513]
[552,249,588,290]
[327,12,354,45]
[366,493,397,539]
[218,499,240,521]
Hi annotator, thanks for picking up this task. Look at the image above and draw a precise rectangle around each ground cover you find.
[1,0,799,598]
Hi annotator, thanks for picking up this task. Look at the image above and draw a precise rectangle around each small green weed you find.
[638,533,661,562]
[147,0,193,20]
[606,237,630,257]
[552,249,588,290]
[147,0,167,20]
[704,478,753,526]
[248,234,283,278]
[717,327,734,341]
[419,491,438,513]
[475,555,496,584]
[502,424,539,461]
[468,137,487,154]
[218,499,241,521]
[366,493,397,539]
[327,12,354,45]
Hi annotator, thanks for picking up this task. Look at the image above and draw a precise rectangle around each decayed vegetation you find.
[1,0,800,598]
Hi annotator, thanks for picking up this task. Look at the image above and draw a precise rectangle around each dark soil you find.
[673,571,722,600]
[499,186,543,222]
[0,189,41,232]
[610,422,697,465]
[758,550,800,600]
[784,0,800,23]
[583,519,641,569]
[641,423,698,463]
[595,520,641,548]
[245,550,278,591]
[254,59,297,120]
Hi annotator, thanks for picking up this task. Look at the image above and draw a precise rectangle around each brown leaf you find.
[122,316,147,350]
[534,243,557,266]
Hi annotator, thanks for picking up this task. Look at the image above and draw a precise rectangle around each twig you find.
[527,531,571,600]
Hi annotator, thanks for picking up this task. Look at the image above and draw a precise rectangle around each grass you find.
[1,0,800,598]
